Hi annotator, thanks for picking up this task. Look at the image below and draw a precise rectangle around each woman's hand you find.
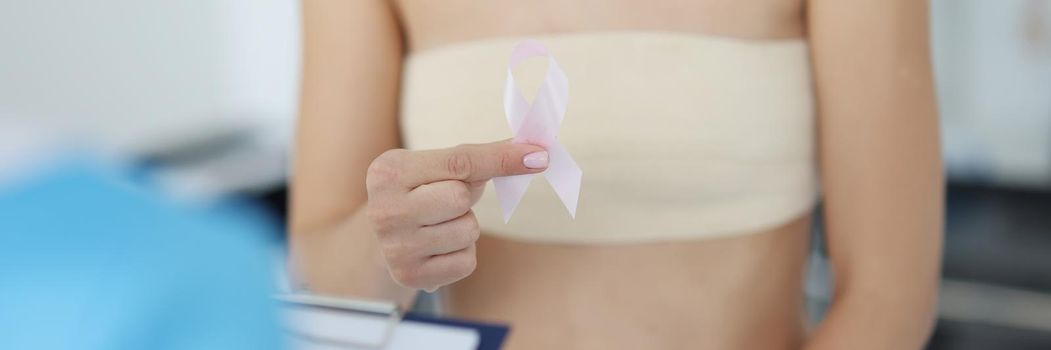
[365,141,548,291]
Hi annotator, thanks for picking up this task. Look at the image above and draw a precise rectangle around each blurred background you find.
[0,0,1048,349]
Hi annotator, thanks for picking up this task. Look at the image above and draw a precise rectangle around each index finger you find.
[406,140,548,185]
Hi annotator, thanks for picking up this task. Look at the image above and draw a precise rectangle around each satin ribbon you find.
[493,40,582,223]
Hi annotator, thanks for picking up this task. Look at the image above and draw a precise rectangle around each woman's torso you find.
[392,1,814,349]
[401,32,817,243]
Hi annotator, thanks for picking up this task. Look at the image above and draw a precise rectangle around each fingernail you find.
[523,151,549,169]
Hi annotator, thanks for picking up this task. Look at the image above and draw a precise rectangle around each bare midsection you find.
[443,214,813,350]
[394,0,806,53]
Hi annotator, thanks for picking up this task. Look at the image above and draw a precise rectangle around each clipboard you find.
[278,293,508,350]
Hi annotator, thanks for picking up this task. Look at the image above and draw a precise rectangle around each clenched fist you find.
[365,140,548,291]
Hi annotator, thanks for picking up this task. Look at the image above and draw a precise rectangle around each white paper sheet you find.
[284,306,479,350]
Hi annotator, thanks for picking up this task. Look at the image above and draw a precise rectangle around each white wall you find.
[0,0,299,155]
[933,0,1051,187]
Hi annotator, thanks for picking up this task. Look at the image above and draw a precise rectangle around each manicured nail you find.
[523,151,549,169]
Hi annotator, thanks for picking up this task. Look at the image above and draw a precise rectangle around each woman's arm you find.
[290,0,416,306]
[806,0,944,348]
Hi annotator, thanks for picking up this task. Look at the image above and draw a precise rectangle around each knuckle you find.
[381,231,427,265]
[365,204,400,233]
[447,229,471,250]
[366,154,401,190]
[366,163,391,184]
[465,218,481,242]
[445,147,474,179]
[499,151,516,174]
[365,205,389,231]
[389,264,422,287]
[450,254,478,279]
[454,214,480,244]
[379,236,409,260]
[448,182,473,212]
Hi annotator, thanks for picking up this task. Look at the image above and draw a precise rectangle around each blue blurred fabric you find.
[0,160,283,350]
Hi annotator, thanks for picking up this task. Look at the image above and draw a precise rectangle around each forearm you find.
[291,0,410,307]
[806,0,943,347]
[804,285,938,349]
[289,206,417,308]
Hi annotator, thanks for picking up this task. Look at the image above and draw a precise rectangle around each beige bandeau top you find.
[400,31,818,244]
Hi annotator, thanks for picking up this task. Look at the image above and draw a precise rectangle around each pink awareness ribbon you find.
[493,40,582,223]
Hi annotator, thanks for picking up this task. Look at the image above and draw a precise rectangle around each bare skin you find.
[291,1,943,349]
[449,217,812,349]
